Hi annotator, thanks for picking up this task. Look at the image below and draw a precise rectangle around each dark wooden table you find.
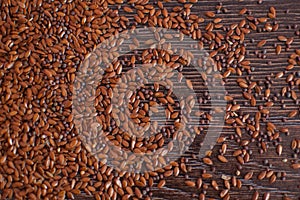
[149,0,300,199]
[75,0,300,199]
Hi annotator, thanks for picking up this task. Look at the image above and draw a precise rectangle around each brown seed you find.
[265,102,274,107]
[276,144,282,156]
[291,90,297,100]
[265,89,270,98]
[291,163,300,169]
[224,96,233,101]
[286,74,294,82]
[199,193,205,200]
[275,45,281,55]
[0,155,7,164]
[218,155,228,163]
[233,149,242,157]
[243,92,252,100]
[205,11,215,18]
[223,70,231,78]
[286,37,294,45]
[272,23,279,31]
[185,180,196,187]
[238,81,248,88]
[288,110,298,118]
[286,65,294,70]
[235,127,242,137]
[244,171,253,180]
[270,6,276,14]
[268,12,275,19]
[186,79,193,90]
[220,189,229,198]
[269,174,277,183]
[252,191,259,200]
[157,179,166,188]
[239,8,247,15]
[248,82,257,89]
[196,178,202,189]
[134,187,142,198]
[58,154,65,165]
[214,18,222,23]
[237,179,242,188]
[174,167,180,176]
[258,170,267,180]
[275,71,284,78]
[266,170,274,178]
[258,17,268,23]
[231,104,240,112]
[257,40,267,47]
[202,173,213,179]
[123,6,133,13]
[211,180,219,190]
[263,192,270,200]
[163,170,173,177]
[278,36,287,42]
[203,157,213,165]
[221,144,227,154]
[291,139,298,150]
[247,21,256,30]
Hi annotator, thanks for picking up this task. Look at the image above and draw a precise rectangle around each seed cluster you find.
[0,0,300,200]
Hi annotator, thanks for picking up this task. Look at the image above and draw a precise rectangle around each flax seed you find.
[288,110,298,118]
[291,163,300,169]
[203,158,213,165]
[157,179,166,188]
[218,155,228,163]
[257,40,267,47]
[239,8,247,15]
[185,180,196,187]
[258,170,267,180]
[278,36,287,42]
[244,171,253,180]
[205,11,216,18]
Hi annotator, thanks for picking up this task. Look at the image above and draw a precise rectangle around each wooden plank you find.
[75,0,300,199]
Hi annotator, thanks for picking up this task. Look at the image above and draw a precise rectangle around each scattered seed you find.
[257,40,267,47]
[291,163,300,169]
[203,157,213,165]
[205,11,216,18]
[185,180,196,187]
[157,180,166,188]
[288,110,298,118]
[218,155,228,163]
[278,36,287,42]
